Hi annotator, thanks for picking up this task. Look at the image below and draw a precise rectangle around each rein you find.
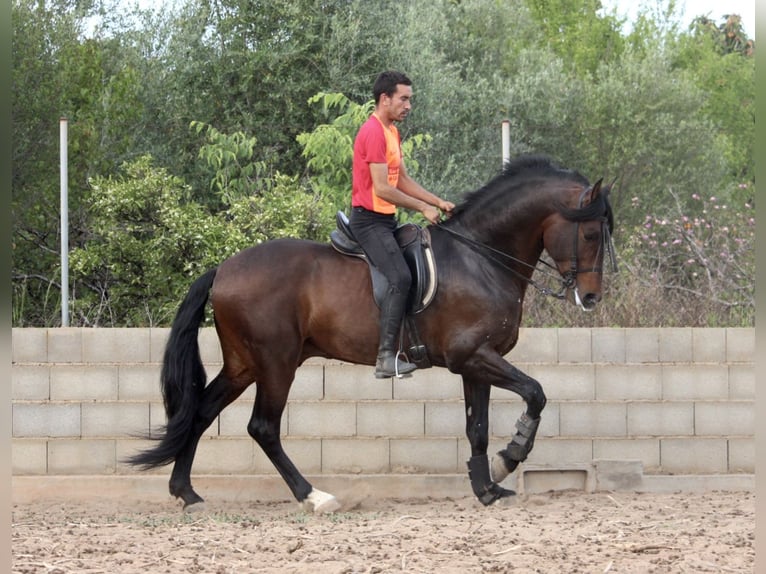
[437,224,572,300]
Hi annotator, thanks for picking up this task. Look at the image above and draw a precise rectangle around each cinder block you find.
[490,401,559,438]
[595,365,662,400]
[118,364,162,400]
[593,459,644,491]
[662,365,729,400]
[50,366,119,400]
[116,439,168,475]
[658,328,693,362]
[81,403,150,437]
[592,438,660,471]
[627,402,694,436]
[390,438,458,473]
[47,328,83,363]
[12,365,50,400]
[324,364,391,400]
[357,402,424,437]
[219,401,255,436]
[321,438,389,473]
[523,438,593,466]
[12,328,47,363]
[393,368,463,400]
[625,329,660,363]
[726,328,754,363]
[660,438,727,473]
[508,329,557,363]
[425,401,465,437]
[694,401,754,436]
[692,329,726,363]
[13,403,80,438]
[193,438,254,473]
[729,365,754,399]
[291,365,324,400]
[557,328,592,363]
[287,402,356,437]
[560,402,627,437]
[48,439,116,474]
[82,328,151,363]
[198,328,223,364]
[149,328,170,363]
[592,329,626,363]
[527,364,595,400]
[12,439,48,474]
[728,437,754,473]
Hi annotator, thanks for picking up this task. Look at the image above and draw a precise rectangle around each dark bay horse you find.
[128,155,616,512]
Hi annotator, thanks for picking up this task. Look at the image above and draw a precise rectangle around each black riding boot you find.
[375,290,417,378]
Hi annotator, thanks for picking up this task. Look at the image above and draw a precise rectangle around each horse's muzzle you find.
[574,288,601,312]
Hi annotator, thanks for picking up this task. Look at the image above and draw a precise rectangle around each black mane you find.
[447,155,587,218]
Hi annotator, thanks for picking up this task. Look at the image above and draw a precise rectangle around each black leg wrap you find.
[501,413,541,468]
[467,454,515,506]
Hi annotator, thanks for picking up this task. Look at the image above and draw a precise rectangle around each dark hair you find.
[373,70,412,104]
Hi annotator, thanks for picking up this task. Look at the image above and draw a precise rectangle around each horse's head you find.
[543,179,617,311]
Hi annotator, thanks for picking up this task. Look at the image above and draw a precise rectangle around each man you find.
[350,70,455,379]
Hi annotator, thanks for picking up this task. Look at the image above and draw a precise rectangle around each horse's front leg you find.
[461,347,547,488]
[462,378,515,505]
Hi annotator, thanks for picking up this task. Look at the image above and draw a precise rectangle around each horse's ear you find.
[589,178,604,200]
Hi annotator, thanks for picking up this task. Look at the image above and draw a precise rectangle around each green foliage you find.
[69,156,235,326]
[11,0,754,327]
[522,0,626,73]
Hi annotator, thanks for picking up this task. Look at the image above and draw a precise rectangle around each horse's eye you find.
[583,230,601,242]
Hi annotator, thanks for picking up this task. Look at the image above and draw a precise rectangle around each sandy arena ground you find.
[12,489,754,573]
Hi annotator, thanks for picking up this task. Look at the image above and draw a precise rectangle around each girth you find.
[330,211,438,315]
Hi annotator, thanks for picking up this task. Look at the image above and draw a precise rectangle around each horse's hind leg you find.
[168,371,249,508]
[247,376,341,514]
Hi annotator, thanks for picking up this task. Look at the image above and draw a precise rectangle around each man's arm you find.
[370,162,453,223]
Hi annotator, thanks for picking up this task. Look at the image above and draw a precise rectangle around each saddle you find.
[330,211,438,314]
[330,211,438,367]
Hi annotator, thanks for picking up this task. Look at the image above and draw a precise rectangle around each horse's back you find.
[210,238,380,365]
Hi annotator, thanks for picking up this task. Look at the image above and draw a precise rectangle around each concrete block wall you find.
[11,327,754,478]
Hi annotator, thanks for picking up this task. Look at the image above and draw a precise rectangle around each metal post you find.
[501,119,510,167]
[60,117,69,327]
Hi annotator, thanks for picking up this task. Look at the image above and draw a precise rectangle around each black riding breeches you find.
[349,207,412,295]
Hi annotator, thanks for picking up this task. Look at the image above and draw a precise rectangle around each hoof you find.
[491,491,518,507]
[183,501,207,514]
[301,488,341,514]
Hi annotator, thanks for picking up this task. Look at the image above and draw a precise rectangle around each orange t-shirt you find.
[351,114,400,214]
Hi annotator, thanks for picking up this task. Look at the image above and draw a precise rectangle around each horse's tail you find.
[126,268,218,470]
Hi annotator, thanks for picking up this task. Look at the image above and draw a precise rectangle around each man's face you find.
[382,84,413,122]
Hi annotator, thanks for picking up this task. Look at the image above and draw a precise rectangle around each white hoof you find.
[490,453,510,483]
[301,488,341,514]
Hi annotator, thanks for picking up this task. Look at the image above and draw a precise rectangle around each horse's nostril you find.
[583,293,601,307]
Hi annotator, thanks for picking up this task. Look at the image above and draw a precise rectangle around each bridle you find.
[437,184,618,303]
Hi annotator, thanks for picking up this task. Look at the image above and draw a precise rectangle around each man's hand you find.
[421,205,442,224]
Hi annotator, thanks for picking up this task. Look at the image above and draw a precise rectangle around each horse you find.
[127,154,616,512]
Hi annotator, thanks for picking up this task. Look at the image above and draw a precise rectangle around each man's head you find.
[373,70,412,104]
[373,70,413,123]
